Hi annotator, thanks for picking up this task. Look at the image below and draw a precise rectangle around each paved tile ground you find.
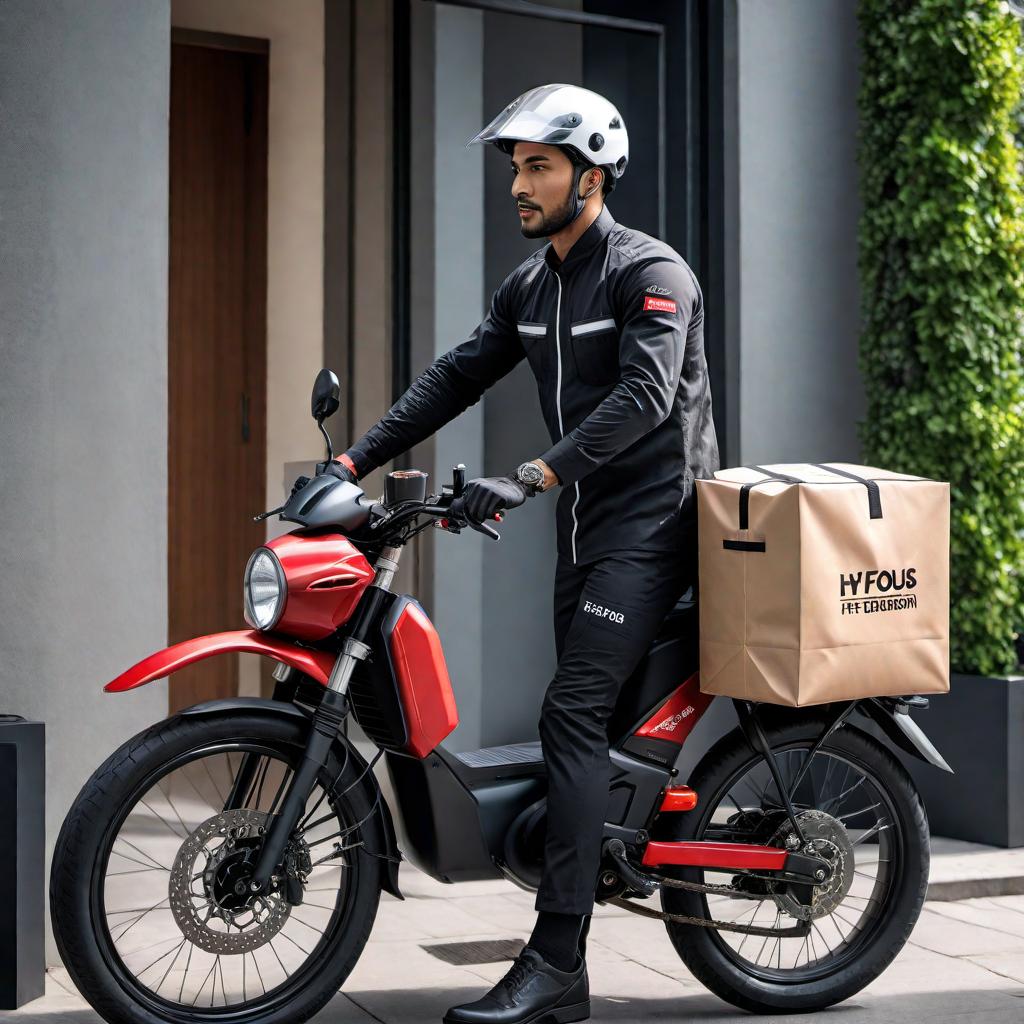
[9,854,1024,1024]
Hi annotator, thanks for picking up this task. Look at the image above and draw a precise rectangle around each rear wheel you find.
[660,719,929,1013]
[50,710,382,1024]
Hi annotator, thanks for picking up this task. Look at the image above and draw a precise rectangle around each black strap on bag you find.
[723,538,767,552]
[811,463,883,519]
[723,465,803,552]
[738,465,803,530]
[723,463,909,552]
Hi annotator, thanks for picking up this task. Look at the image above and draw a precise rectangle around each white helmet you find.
[467,83,629,194]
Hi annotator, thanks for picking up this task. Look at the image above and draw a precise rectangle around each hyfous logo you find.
[583,600,625,625]
[651,705,695,734]
[839,567,918,616]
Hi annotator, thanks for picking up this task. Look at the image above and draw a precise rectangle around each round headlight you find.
[244,548,286,630]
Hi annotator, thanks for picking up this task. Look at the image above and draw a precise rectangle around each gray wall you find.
[404,1,487,751]
[0,0,170,962]
[429,3,488,750]
[734,0,864,465]
[669,0,868,780]
[479,10,582,747]
[406,2,585,752]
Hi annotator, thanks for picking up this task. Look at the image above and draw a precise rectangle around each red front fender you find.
[104,630,335,692]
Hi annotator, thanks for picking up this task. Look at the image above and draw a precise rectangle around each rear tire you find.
[51,710,382,1024]
[660,719,929,1013]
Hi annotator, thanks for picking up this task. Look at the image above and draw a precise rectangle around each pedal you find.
[603,838,660,897]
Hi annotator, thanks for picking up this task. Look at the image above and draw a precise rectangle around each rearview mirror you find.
[311,368,341,422]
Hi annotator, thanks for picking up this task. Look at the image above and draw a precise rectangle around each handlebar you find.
[364,465,506,542]
[275,462,506,543]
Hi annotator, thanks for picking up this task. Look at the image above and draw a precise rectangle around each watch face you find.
[518,463,544,487]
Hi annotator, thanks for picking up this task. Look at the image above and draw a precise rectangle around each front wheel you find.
[660,718,930,1014]
[50,710,383,1024]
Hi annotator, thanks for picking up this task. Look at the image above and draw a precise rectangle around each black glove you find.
[316,459,357,484]
[461,476,529,522]
[288,475,311,501]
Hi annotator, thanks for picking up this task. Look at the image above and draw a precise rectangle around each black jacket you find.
[345,205,720,564]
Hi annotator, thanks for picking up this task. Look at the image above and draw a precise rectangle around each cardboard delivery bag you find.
[696,463,950,706]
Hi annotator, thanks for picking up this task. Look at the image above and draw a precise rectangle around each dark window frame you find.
[391,0,733,463]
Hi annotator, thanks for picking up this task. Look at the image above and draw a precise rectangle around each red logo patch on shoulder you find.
[643,295,677,313]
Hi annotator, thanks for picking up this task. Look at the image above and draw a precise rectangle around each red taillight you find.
[659,786,698,812]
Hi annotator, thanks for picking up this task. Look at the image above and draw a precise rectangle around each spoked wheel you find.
[660,718,929,1013]
[51,710,383,1024]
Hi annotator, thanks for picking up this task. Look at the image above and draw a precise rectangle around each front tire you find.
[660,718,930,1014]
[50,710,382,1024]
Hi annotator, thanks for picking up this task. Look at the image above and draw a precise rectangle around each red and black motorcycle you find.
[52,369,952,1023]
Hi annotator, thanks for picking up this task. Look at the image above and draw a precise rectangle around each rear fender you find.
[104,631,336,691]
[180,697,403,898]
[733,698,953,775]
[856,697,953,773]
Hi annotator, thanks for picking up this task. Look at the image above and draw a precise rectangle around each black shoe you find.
[442,946,590,1024]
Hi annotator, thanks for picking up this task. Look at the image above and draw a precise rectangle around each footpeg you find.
[603,838,659,897]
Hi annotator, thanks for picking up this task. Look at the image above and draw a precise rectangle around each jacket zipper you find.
[552,270,581,564]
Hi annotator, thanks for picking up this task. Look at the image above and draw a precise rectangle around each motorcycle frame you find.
[105,513,951,903]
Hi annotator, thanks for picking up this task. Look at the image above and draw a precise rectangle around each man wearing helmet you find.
[326,84,719,1023]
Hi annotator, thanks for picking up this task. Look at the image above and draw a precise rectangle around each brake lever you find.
[448,497,502,541]
[469,518,500,541]
[254,504,285,522]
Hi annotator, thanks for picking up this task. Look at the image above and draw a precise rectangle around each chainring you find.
[767,809,854,921]
[168,808,304,954]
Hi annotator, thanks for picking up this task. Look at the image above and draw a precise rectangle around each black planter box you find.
[896,672,1024,848]
[0,716,45,1010]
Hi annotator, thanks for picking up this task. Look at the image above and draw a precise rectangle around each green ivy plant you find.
[856,0,1024,675]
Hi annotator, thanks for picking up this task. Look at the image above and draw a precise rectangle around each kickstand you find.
[732,700,808,847]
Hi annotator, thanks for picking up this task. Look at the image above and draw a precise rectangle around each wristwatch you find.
[515,460,546,496]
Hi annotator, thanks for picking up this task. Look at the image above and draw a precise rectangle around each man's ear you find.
[579,167,604,200]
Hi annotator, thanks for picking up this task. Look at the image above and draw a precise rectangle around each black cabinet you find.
[0,716,44,1009]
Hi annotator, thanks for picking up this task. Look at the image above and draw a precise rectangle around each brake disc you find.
[168,808,297,954]
[767,809,854,921]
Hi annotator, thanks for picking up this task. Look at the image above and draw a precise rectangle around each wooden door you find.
[168,38,268,713]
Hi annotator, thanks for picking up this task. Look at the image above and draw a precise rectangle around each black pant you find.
[534,547,694,915]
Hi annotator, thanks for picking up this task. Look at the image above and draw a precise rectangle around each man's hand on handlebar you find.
[317,458,357,484]
[288,475,312,501]
[459,476,530,523]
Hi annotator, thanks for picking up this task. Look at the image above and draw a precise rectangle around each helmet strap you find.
[546,158,599,235]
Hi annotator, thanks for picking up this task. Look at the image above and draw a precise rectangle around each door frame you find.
[171,27,270,55]
[167,27,270,711]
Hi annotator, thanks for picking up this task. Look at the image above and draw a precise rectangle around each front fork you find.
[244,544,404,897]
